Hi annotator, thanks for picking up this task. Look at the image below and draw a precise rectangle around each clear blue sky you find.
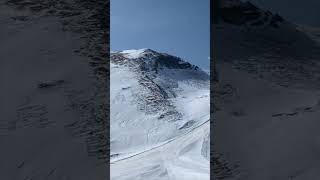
[111,0,210,70]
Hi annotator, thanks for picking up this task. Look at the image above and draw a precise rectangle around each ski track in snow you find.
[111,120,209,180]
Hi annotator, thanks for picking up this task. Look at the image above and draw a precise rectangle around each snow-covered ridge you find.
[215,0,320,90]
[111,48,204,73]
[118,48,152,59]
[218,0,285,28]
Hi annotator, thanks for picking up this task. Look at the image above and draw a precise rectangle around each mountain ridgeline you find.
[111,49,201,73]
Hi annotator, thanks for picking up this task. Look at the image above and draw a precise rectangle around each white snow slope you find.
[213,0,320,179]
[110,49,210,180]
[0,1,107,179]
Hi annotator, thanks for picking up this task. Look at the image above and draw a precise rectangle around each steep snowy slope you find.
[110,49,210,179]
[0,1,108,179]
[213,0,320,179]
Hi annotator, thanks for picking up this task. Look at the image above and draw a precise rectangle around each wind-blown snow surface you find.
[0,1,108,179]
[213,0,320,179]
[110,49,210,180]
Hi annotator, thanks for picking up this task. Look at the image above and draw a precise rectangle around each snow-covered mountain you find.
[214,0,320,179]
[110,49,210,180]
[213,0,320,98]
[216,0,320,62]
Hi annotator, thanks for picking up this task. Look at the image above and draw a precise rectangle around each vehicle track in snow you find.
[111,119,209,164]
[111,119,209,180]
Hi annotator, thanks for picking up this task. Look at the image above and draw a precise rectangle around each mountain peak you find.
[218,0,285,28]
[111,49,205,73]
[118,48,158,59]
